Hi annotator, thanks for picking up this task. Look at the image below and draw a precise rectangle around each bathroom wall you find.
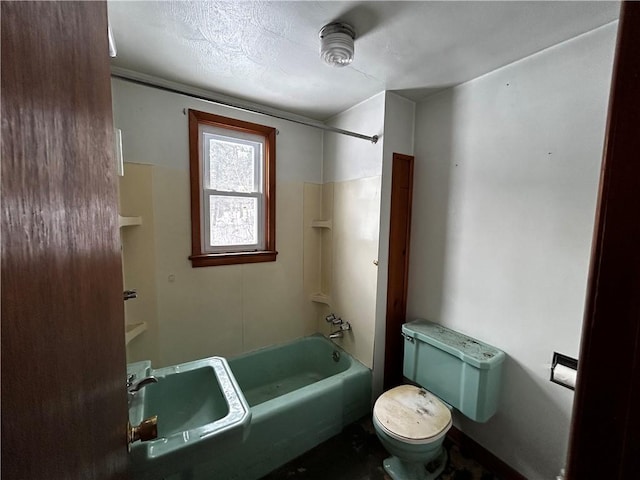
[373,92,415,397]
[317,91,415,390]
[119,163,158,364]
[408,23,617,479]
[320,92,385,368]
[112,78,323,367]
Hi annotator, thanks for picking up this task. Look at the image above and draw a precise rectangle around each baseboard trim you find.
[446,426,526,480]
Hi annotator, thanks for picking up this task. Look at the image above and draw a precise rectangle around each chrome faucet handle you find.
[328,320,351,340]
[338,321,351,331]
[124,289,137,301]
[325,313,343,325]
[126,374,135,388]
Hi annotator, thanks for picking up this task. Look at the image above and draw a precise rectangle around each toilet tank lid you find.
[403,319,505,369]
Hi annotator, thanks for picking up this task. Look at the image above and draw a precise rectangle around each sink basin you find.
[127,357,251,477]
[146,366,229,437]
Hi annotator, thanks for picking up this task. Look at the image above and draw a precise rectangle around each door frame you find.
[567,2,640,478]
[384,153,415,389]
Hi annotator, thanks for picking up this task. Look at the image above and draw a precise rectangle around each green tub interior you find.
[229,336,350,406]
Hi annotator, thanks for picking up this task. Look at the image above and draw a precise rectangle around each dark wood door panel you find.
[567,2,640,478]
[1,2,129,479]
[384,153,414,389]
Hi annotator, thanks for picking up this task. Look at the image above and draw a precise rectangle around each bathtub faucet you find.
[325,313,342,325]
[328,319,351,339]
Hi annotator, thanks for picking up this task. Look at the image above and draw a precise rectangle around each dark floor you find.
[261,418,499,480]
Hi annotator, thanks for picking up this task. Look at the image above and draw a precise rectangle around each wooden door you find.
[567,2,640,478]
[1,2,129,479]
[384,153,415,389]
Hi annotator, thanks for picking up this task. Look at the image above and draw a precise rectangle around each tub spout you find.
[328,321,351,339]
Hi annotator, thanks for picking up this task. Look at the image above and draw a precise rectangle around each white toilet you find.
[373,319,505,480]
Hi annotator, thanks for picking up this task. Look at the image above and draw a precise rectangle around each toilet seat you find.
[373,385,452,445]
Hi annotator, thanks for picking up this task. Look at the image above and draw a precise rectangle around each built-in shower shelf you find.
[310,293,331,305]
[119,215,142,228]
[310,220,332,229]
[125,322,147,345]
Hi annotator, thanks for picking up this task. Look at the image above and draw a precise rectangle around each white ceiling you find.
[108,1,619,120]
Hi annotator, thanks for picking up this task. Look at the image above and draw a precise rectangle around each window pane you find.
[208,137,258,193]
[209,195,257,247]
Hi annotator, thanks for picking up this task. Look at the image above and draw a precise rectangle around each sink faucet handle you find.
[127,415,158,445]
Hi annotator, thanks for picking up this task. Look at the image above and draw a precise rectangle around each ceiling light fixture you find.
[319,22,356,67]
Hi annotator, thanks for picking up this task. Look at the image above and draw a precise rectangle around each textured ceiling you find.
[108,1,619,120]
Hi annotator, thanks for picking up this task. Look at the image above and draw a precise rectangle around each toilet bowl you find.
[373,319,506,480]
[373,385,451,480]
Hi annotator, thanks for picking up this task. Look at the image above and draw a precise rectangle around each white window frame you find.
[200,126,265,253]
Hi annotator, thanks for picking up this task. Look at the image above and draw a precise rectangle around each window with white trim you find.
[188,110,277,267]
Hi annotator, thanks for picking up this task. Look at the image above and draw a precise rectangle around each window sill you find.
[189,250,278,267]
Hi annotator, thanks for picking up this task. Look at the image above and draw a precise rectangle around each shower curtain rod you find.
[111,67,379,144]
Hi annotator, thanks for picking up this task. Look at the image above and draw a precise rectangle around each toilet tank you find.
[402,319,505,422]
